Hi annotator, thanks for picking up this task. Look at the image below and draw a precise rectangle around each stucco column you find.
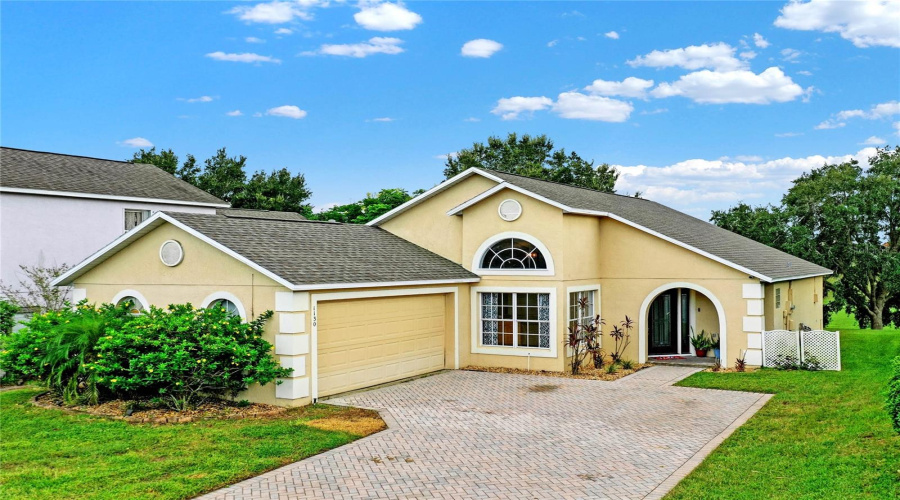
[742,284,765,366]
[273,291,311,400]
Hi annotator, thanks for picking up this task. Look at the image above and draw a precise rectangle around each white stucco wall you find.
[0,192,218,292]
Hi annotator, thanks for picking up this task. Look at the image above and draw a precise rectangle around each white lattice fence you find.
[762,329,841,370]
[800,330,841,371]
[761,330,800,367]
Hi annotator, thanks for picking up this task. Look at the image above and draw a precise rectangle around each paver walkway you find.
[198,366,769,500]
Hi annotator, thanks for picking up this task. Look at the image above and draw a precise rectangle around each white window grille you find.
[480,292,550,349]
[568,290,595,331]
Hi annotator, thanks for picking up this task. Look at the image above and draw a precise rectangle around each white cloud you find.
[894,121,900,137]
[775,131,804,137]
[253,112,263,117]
[781,48,803,62]
[229,1,317,24]
[354,2,422,31]
[461,39,503,58]
[739,50,757,60]
[816,100,900,129]
[613,147,878,210]
[491,96,553,120]
[547,40,558,47]
[584,77,654,99]
[205,51,281,63]
[434,152,458,160]
[266,105,307,119]
[245,36,265,43]
[464,117,481,122]
[119,137,153,148]
[797,70,813,76]
[275,28,294,35]
[178,95,216,103]
[753,32,770,48]
[604,31,620,39]
[861,136,886,145]
[311,37,405,57]
[552,92,633,122]
[368,117,394,122]
[226,110,243,116]
[627,42,746,71]
[774,0,900,48]
[651,67,805,104]
[641,108,669,115]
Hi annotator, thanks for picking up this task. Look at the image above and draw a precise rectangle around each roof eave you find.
[767,271,834,283]
[0,187,229,208]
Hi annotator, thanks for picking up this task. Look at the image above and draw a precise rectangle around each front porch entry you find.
[647,288,691,355]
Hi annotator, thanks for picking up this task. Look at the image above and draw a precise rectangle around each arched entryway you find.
[638,282,727,365]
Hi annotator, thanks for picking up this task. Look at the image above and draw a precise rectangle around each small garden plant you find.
[608,315,633,363]
[563,296,604,375]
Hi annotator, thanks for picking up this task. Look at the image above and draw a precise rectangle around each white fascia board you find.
[51,212,170,286]
[768,271,833,283]
[0,187,229,208]
[290,277,479,291]
[366,167,504,227]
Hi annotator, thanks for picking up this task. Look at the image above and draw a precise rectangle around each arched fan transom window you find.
[480,238,548,270]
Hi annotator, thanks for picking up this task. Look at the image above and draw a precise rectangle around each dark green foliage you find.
[92,304,290,410]
[887,356,900,433]
[312,188,412,224]
[0,300,20,336]
[711,146,900,329]
[443,133,618,192]
[1,303,130,403]
[131,147,313,215]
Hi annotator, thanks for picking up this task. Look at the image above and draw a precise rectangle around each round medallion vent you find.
[498,199,522,221]
[159,240,184,267]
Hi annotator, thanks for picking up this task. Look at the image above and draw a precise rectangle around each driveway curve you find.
[198,366,769,500]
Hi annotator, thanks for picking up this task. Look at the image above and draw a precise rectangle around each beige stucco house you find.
[53,167,831,407]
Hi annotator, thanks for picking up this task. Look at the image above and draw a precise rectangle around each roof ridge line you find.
[1,146,137,165]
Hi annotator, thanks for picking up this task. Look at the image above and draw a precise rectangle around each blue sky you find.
[2,1,898,217]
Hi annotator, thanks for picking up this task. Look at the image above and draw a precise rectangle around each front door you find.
[648,291,676,354]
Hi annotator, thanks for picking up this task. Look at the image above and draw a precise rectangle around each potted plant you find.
[709,333,720,359]
[690,329,711,357]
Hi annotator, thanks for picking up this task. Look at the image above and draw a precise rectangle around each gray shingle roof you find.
[217,208,307,221]
[487,170,831,282]
[0,147,226,206]
[166,212,478,286]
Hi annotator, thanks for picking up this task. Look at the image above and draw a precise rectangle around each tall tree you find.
[443,133,618,192]
[712,146,900,329]
[312,188,413,224]
[129,147,312,214]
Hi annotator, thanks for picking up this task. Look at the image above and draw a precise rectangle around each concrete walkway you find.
[198,366,769,500]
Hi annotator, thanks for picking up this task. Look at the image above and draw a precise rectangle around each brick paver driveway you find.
[199,366,769,500]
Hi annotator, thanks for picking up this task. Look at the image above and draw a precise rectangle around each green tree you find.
[712,146,900,329]
[313,188,413,224]
[130,147,313,214]
[443,133,618,192]
[233,168,313,214]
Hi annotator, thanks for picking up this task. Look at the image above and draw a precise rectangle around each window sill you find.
[472,345,557,358]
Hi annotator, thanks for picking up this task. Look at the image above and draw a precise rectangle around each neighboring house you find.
[52,167,831,407]
[0,147,228,296]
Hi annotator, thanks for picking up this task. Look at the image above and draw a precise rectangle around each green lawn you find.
[667,314,900,499]
[0,393,379,500]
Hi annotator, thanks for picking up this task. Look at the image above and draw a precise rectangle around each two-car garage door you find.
[316,294,448,398]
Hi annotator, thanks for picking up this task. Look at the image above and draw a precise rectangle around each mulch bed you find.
[463,362,649,381]
[33,392,288,424]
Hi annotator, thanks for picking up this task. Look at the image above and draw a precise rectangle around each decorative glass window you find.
[124,209,152,231]
[211,299,240,317]
[481,292,550,349]
[568,290,595,331]
[116,296,144,316]
[480,238,547,270]
[775,288,782,308]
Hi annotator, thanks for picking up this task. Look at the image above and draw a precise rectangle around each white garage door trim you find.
[310,286,460,401]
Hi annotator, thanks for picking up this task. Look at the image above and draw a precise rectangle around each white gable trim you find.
[768,272,833,282]
[366,167,504,227]
[445,179,779,283]
[0,186,229,208]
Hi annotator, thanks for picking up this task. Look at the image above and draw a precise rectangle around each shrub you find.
[619,359,634,370]
[0,302,130,402]
[608,316,633,363]
[0,300,20,336]
[93,304,290,410]
[564,296,604,375]
[888,356,900,433]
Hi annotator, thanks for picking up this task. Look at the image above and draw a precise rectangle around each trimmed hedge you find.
[889,356,900,433]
